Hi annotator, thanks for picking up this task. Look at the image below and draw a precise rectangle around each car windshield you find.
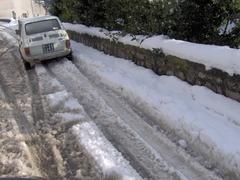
[25,19,61,35]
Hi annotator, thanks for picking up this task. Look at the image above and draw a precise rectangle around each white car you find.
[17,16,72,69]
[0,17,18,30]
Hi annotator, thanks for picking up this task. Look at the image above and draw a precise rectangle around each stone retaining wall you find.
[68,30,240,102]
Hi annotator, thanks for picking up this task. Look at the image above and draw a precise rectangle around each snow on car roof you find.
[19,15,59,24]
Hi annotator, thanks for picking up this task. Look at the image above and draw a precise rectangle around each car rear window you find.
[25,19,61,35]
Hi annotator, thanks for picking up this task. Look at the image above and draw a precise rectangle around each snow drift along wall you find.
[67,30,240,102]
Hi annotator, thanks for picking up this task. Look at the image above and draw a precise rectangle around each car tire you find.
[19,48,33,70]
[24,61,33,70]
[66,52,73,61]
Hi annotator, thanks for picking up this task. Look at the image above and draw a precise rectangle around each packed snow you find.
[64,23,240,76]
[73,122,143,180]
[71,41,240,177]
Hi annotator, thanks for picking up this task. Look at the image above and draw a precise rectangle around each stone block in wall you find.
[205,82,216,92]
[225,89,240,101]
[185,72,195,84]
[115,43,123,58]
[144,57,155,70]
[166,55,190,74]
[176,71,186,81]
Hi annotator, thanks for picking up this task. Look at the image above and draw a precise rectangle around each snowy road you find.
[0,29,238,179]
[1,29,142,179]
[40,58,222,180]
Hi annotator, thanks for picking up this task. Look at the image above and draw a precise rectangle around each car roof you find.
[0,17,15,21]
[19,15,59,24]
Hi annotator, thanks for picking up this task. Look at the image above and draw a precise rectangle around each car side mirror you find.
[15,29,20,35]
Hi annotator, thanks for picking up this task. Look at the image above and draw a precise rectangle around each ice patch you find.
[64,98,82,110]
[178,139,187,149]
[46,90,69,107]
[55,112,85,122]
[72,122,142,180]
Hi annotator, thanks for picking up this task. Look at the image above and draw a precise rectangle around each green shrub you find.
[50,0,240,48]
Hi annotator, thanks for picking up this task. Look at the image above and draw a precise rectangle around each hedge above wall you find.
[68,30,240,102]
[51,0,240,47]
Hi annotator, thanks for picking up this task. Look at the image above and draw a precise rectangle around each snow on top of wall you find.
[64,23,110,39]
[64,23,240,76]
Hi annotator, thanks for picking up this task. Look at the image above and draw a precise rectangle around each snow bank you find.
[0,27,19,43]
[72,41,240,177]
[64,23,240,76]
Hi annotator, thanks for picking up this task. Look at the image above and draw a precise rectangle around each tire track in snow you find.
[71,53,224,180]
[27,68,68,179]
[35,64,142,180]
[77,66,223,180]
[0,33,51,178]
[0,86,43,178]
[46,59,194,180]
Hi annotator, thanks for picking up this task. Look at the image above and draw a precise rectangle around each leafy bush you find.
[50,0,240,47]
